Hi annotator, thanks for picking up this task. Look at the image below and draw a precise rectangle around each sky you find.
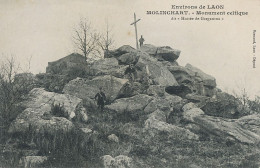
[0,0,260,98]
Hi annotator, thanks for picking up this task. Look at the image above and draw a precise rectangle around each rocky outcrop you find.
[105,45,179,87]
[117,52,140,65]
[106,45,137,58]
[144,94,183,115]
[136,52,178,87]
[46,53,86,74]
[237,114,260,135]
[183,107,260,144]
[117,82,143,98]
[185,64,216,88]
[144,114,198,140]
[86,58,128,78]
[201,92,244,118]
[106,94,153,119]
[63,76,128,104]
[6,44,260,168]
[168,64,216,97]
[8,88,86,134]
[140,44,181,62]
[145,85,165,97]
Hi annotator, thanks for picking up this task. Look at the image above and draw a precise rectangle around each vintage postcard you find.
[0,0,260,167]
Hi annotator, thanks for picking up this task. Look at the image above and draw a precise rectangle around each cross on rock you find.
[130,13,141,49]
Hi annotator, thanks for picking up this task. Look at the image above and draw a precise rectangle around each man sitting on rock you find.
[124,64,137,83]
[95,87,106,111]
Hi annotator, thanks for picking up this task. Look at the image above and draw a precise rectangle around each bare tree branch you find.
[72,18,100,63]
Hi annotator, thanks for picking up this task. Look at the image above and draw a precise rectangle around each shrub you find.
[50,102,67,118]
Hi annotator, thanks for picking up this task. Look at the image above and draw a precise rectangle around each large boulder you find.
[237,114,260,135]
[117,52,140,65]
[8,88,86,135]
[168,64,217,97]
[86,58,128,78]
[201,92,246,118]
[117,82,143,98]
[105,94,153,119]
[136,51,178,87]
[183,107,260,144]
[46,53,86,74]
[140,44,181,62]
[185,63,216,88]
[144,116,198,140]
[144,94,183,115]
[63,76,128,105]
[106,45,137,58]
[104,45,178,87]
[145,85,165,97]
[24,88,85,120]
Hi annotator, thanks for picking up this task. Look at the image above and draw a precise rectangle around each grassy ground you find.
[1,107,260,168]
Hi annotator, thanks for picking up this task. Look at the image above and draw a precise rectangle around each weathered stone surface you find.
[147,109,167,122]
[63,76,128,104]
[145,85,165,97]
[185,63,216,88]
[144,94,182,115]
[144,117,198,140]
[19,156,47,168]
[157,46,181,62]
[101,155,133,168]
[182,102,198,112]
[118,52,140,65]
[140,44,181,62]
[87,58,128,78]
[46,53,86,74]
[201,92,244,118]
[8,88,82,134]
[237,114,260,135]
[167,65,194,84]
[24,88,85,119]
[106,45,137,58]
[106,94,153,117]
[185,93,210,104]
[136,52,178,87]
[117,82,143,98]
[183,108,204,122]
[168,64,217,97]
[184,110,260,144]
[140,44,158,56]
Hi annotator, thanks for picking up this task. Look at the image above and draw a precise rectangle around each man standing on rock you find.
[139,35,145,48]
[95,87,106,111]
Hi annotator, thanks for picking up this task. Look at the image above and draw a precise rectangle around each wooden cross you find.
[130,13,141,49]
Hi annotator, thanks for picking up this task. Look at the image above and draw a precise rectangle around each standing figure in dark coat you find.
[124,64,137,83]
[139,35,145,47]
[95,87,106,111]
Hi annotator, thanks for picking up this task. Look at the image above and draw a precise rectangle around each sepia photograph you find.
[0,0,260,167]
